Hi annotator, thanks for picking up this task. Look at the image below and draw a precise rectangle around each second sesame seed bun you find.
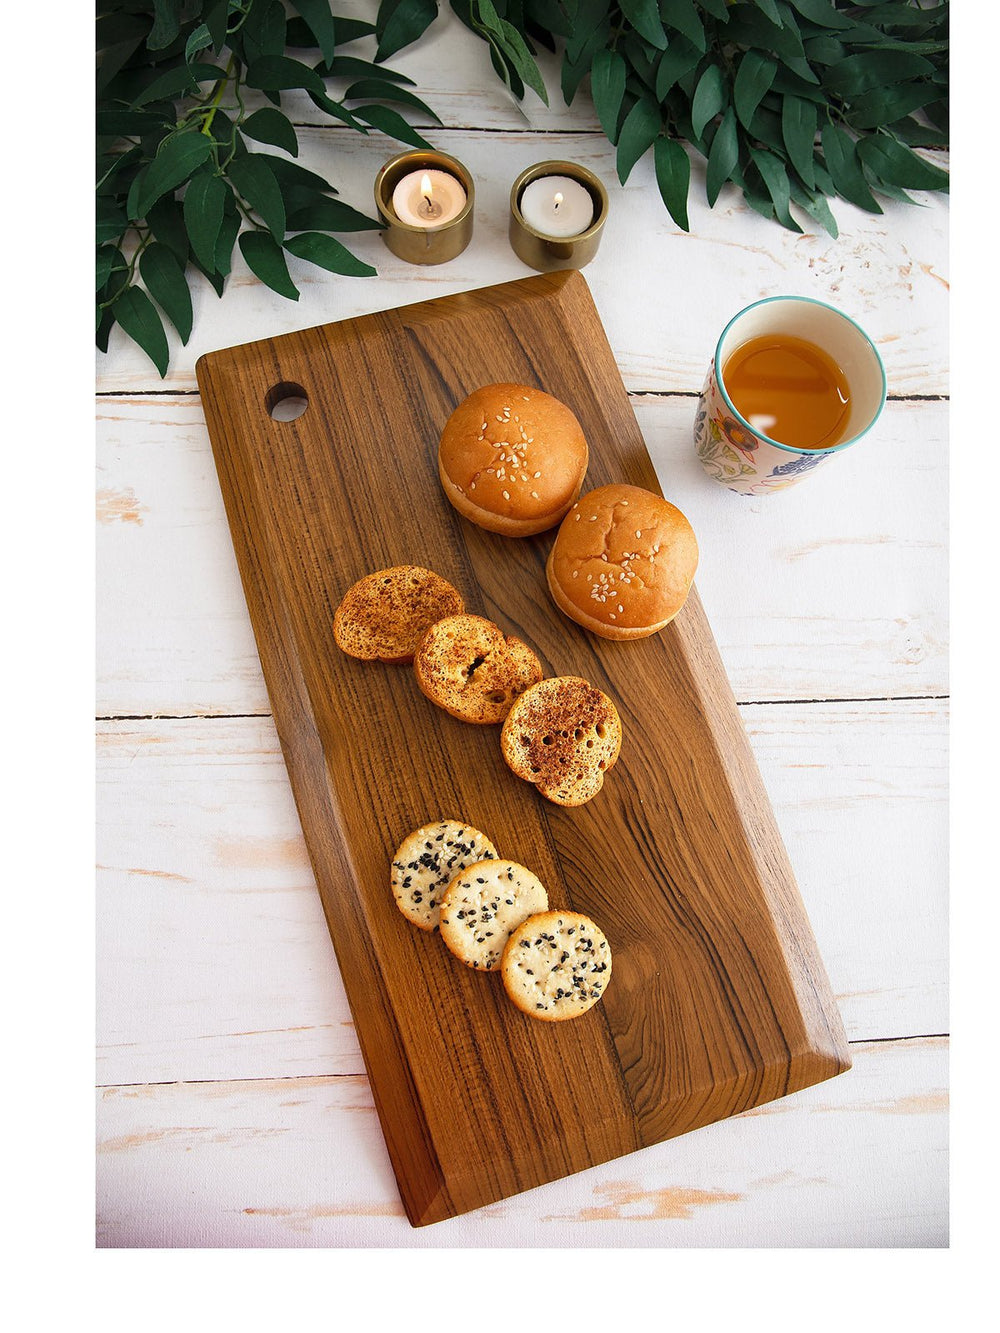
[546,484,699,640]
[438,383,588,537]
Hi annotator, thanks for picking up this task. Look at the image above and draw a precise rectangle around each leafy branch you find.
[379,0,949,238]
[97,0,444,375]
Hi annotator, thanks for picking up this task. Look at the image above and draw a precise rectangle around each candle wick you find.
[553,192,563,211]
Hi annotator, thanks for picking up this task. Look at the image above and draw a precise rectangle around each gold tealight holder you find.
[508,160,609,272]
[374,149,475,266]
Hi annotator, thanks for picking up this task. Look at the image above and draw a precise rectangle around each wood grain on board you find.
[196,270,850,1225]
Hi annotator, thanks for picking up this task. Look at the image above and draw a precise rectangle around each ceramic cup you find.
[694,296,887,496]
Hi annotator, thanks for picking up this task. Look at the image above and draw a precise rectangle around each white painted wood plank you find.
[95,1036,947,1247]
[96,704,946,1087]
[95,124,948,398]
[96,395,946,716]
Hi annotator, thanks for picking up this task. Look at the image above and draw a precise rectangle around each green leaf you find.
[114,285,170,377]
[697,0,730,19]
[616,96,661,184]
[132,61,226,108]
[749,147,800,231]
[96,245,128,292]
[734,51,777,130]
[147,195,189,263]
[783,0,853,27]
[705,106,739,207]
[618,0,667,51]
[214,205,241,279]
[239,231,300,300]
[293,0,339,65]
[96,198,128,244]
[96,109,165,137]
[754,0,782,24]
[140,243,193,343]
[308,90,369,132]
[130,132,214,220]
[655,38,703,102]
[243,1,288,62]
[284,231,377,277]
[184,23,214,62]
[204,1,229,50]
[820,123,883,213]
[245,55,326,95]
[183,171,228,271]
[824,50,935,99]
[691,64,727,140]
[227,155,286,241]
[242,108,299,156]
[262,157,338,197]
[789,181,839,239]
[660,0,706,51]
[148,0,181,51]
[846,82,938,131]
[317,56,415,85]
[781,94,817,189]
[343,79,443,123]
[286,198,383,233]
[354,104,435,149]
[856,134,949,191]
[590,49,627,143]
[374,0,439,63]
[653,135,691,231]
[494,18,549,104]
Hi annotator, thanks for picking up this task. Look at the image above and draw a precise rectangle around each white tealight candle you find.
[391,169,467,228]
[518,175,595,238]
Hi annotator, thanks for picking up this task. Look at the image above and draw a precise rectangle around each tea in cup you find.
[694,296,887,495]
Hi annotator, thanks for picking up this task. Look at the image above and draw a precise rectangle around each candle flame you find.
[553,191,563,210]
[420,173,433,201]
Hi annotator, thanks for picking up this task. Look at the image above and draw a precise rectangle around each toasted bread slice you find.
[333,565,464,664]
[500,676,622,806]
[413,614,544,724]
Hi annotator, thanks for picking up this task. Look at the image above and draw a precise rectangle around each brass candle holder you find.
[374,149,475,266]
[508,160,609,272]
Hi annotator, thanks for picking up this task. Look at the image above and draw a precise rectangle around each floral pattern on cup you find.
[695,362,833,496]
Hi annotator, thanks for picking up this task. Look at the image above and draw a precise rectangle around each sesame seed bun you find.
[438,383,588,537]
[546,484,698,640]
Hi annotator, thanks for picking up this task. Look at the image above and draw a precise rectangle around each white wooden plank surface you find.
[96,701,945,1089]
[95,125,948,397]
[96,394,946,714]
[96,1036,947,1248]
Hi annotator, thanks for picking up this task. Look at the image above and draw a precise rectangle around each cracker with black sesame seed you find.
[500,910,612,1022]
[390,820,498,932]
[439,860,548,971]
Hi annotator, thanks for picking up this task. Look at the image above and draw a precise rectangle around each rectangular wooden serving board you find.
[197,271,851,1227]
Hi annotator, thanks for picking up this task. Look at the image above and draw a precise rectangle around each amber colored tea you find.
[722,333,851,450]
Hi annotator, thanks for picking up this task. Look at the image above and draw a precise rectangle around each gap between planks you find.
[94,1033,949,1093]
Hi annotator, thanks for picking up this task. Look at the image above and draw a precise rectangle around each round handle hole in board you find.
[266,382,309,422]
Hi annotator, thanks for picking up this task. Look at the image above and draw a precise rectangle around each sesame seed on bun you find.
[546,483,698,640]
[438,383,588,537]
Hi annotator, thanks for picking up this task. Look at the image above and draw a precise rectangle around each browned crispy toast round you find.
[413,614,544,725]
[501,910,612,1021]
[333,565,464,664]
[500,676,622,806]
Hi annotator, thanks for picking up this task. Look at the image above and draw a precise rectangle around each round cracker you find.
[439,859,548,970]
[390,820,498,932]
[501,910,612,1021]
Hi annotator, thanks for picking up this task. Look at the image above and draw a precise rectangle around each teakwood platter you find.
[196,271,851,1227]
